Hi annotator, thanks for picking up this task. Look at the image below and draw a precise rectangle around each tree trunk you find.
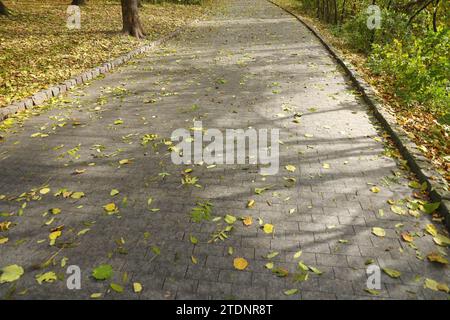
[333,0,338,24]
[121,0,145,39]
[0,1,9,16]
[432,0,440,32]
[71,0,86,5]
[340,0,346,23]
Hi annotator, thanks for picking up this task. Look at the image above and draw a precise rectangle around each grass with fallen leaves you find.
[0,0,217,108]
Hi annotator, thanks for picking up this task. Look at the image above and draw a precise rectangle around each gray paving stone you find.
[0,0,447,300]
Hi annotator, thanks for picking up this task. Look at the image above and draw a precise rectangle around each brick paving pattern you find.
[0,0,448,300]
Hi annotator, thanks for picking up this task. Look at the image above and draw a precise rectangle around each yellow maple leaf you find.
[242,216,252,226]
[133,282,143,293]
[103,203,117,213]
[233,257,248,270]
[263,224,274,234]
[401,232,413,243]
[372,227,385,237]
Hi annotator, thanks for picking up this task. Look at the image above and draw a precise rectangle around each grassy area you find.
[272,0,449,183]
[0,0,216,108]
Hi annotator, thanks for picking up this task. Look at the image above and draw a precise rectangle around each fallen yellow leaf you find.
[0,221,12,231]
[133,282,143,293]
[263,224,274,234]
[433,234,450,247]
[425,224,437,236]
[427,252,449,264]
[233,257,248,270]
[103,203,117,213]
[49,230,61,240]
[370,187,380,193]
[372,227,386,237]
[39,187,51,195]
[285,165,296,172]
[401,232,413,243]
[242,216,253,226]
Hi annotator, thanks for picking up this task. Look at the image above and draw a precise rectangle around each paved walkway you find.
[0,0,448,300]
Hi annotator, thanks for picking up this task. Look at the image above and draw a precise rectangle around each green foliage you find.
[336,11,373,53]
[190,201,213,222]
[92,264,113,280]
[368,28,450,116]
[337,9,409,53]
[293,0,450,118]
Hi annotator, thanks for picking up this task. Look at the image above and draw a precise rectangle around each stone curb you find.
[268,0,450,228]
[0,27,184,121]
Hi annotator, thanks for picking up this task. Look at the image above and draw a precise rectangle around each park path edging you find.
[267,0,450,227]
[0,26,187,121]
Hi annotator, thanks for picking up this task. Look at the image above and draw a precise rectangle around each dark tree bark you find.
[340,0,346,23]
[121,0,145,39]
[432,0,440,32]
[333,0,338,24]
[370,0,377,45]
[407,0,434,26]
[324,0,330,22]
[71,0,86,5]
[0,1,9,16]
[316,0,320,18]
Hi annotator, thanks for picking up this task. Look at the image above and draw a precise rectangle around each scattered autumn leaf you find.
[71,192,85,199]
[110,283,124,293]
[0,264,24,283]
[92,264,113,280]
[272,267,289,277]
[425,224,437,236]
[370,187,380,193]
[189,235,198,245]
[433,234,450,247]
[242,216,252,226]
[36,271,57,284]
[427,252,449,265]
[382,267,401,278]
[401,232,413,243]
[372,227,386,237]
[103,203,117,213]
[0,221,12,231]
[133,282,143,293]
[265,262,274,269]
[424,278,449,293]
[39,187,51,195]
[284,288,299,296]
[233,257,248,270]
[224,214,237,224]
[263,224,274,234]
[285,165,296,172]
